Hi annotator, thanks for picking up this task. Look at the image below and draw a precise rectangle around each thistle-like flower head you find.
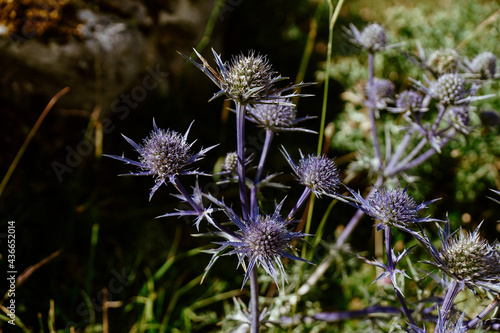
[179,48,314,104]
[365,78,395,110]
[105,120,216,200]
[348,187,439,230]
[447,105,471,135]
[433,73,465,105]
[346,23,389,53]
[423,220,500,293]
[396,90,423,112]
[426,49,460,75]
[246,100,316,133]
[470,52,497,79]
[208,199,311,288]
[281,148,341,198]
[222,151,238,174]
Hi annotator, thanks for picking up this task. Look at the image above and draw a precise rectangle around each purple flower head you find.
[281,148,341,198]
[346,23,388,53]
[179,48,314,104]
[220,201,311,288]
[469,52,497,79]
[447,105,472,135]
[365,78,395,110]
[105,120,216,200]
[348,187,439,230]
[246,100,316,133]
[396,90,423,112]
[422,220,500,293]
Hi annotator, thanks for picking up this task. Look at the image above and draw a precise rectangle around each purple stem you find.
[236,102,249,220]
[437,279,461,332]
[287,187,312,222]
[430,103,447,134]
[384,128,414,176]
[336,175,384,246]
[392,137,427,174]
[384,228,416,328]
[250,266,260,333]
[250,129,274,219]
[393,130,455,175]
[368,51,383,170]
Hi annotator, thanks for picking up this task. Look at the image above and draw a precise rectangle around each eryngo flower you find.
[105,120,216,200]
[223,151,238,174]
[246,100,316,133]
[469,52,497,79]
[447,105,472,135]
[387,90,427,115]
[434,73,465,105]
[346,23,391,52]
[206,198,311,288]
[179,48,313,104]
[426,49,460,75]
[348,186,439,230]
[365,78,395,110]
[281,148,341,198]
[422,220,500,293]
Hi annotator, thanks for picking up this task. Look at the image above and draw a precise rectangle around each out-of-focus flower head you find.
[426,49,461,75]
[466,52,498,80]
[346,23,397,53]
[365,77,395,111]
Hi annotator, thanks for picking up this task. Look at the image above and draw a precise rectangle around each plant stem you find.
[236,101,249,220]
[287,187,312,222]
[437,280,462,332]
[250,266,260,333]
[251,129,273,218]
[367,52,383,170]
[465,293,500,330]
[384,228,416,328]
[336,175,384,246]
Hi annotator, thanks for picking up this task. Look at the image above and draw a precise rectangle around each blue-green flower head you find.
[105,120,216,200]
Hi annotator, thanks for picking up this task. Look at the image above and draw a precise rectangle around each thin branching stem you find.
[250,129,274,218]
[368,52,383,170]
[236,101,249,220]
[437,280,462,331]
